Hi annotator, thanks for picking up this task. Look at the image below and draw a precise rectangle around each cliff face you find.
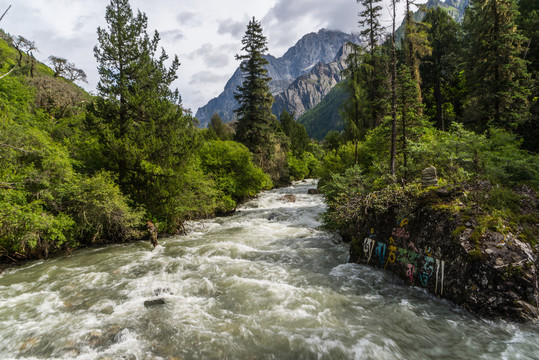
[195,29,359,127]
[347,185,538,322]
[272,60,344,119]
[272,43,353,119]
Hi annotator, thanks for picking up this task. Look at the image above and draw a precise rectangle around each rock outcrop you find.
[348,185,538,322]
[272,43,353,119]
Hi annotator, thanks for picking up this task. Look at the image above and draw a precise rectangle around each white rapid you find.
[0,180,537,359]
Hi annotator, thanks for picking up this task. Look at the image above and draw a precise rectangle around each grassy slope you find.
[297,81,347,140]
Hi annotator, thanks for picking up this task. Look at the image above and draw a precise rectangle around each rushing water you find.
[0,181,537,360]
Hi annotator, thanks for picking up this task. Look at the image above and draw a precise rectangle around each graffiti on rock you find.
[361,223,446,295]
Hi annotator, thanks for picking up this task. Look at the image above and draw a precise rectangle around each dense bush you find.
[64,171,145,244]
[199,140,272,210]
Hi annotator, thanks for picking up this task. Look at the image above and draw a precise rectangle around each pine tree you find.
[464,0,530,131]
[358,0,384,57]
[234,17,276,155]
[341,44,367,164]
[402,0,431,107]
[357,0,389,129]
[87,0,199,230]
[421,7,460,131]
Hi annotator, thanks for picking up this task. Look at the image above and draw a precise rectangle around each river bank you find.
[329,182,539,322]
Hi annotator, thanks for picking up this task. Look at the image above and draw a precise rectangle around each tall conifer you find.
[464,0,530,131]
[357,0,389,129]
[402,0,431,107]
[421,7,460,131]
[234,17,275,154]
[87,0,199,230]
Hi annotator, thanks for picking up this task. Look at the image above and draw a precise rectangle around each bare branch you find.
[0,5,11,23]
[0,142,31,154]
[0,66,15,80]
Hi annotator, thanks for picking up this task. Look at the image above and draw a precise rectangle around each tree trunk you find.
[435,78,444,130]
[390,1,397,179]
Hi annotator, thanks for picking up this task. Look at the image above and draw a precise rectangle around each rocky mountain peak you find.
[195,29,360,127]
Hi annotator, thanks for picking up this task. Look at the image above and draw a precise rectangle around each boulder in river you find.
[307,189,320,195]
[144,298,166,307]
[279,194,296,203]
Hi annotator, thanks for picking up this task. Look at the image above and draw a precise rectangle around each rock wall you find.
[349,189,538,322]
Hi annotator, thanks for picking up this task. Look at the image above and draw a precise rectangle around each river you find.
[0,181,537,359]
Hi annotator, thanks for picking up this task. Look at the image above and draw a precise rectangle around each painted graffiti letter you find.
[375,242,387,267]
[419,256,435,287]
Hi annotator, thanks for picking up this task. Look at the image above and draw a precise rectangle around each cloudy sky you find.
[0,0,413,113]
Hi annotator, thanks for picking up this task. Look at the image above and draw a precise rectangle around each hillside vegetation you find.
[0,3,320,263]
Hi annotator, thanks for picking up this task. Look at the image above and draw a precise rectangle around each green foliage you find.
[297,81,347,140]
[279,111,309,156]
[516,0,539,152]
[199,140,271,210]
[319,141,357,182]
[341,44,368,145]
[481,129,539,188]
[208,113,234,141]
[287,152,310,181]
[421,7,461,131]
[0,74,144,260]
[322,130,344,152]
[64,171,145,244]
[88,0,205,231]
[323,173,419,235]
[463,0,531,131]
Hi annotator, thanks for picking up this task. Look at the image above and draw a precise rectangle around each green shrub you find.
[199,140,271,209]
[287,152,310,180]
[65,171,145,244]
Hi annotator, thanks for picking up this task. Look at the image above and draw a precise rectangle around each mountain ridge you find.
[195,29,360,126]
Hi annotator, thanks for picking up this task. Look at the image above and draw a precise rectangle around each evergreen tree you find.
[208,113,233,141]
[516,0,538,151]
[402,0,431,107]
[463,0,530,131]
[341,44,367,164]
[234,17,288,183]
[397,64,427,180]
[421,7,460,130]
[279,111,309,156]
[389,0,400,179]
[234,17,276,156]
[357,0,389,129]
[358,0,384,57]
[87,0,200,230]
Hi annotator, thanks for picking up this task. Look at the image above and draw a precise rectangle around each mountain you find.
[195,29,359,127]
[297,81,347,140]
[272,43,354,119]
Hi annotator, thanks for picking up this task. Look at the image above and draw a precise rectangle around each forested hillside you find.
[0,1,320,263]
